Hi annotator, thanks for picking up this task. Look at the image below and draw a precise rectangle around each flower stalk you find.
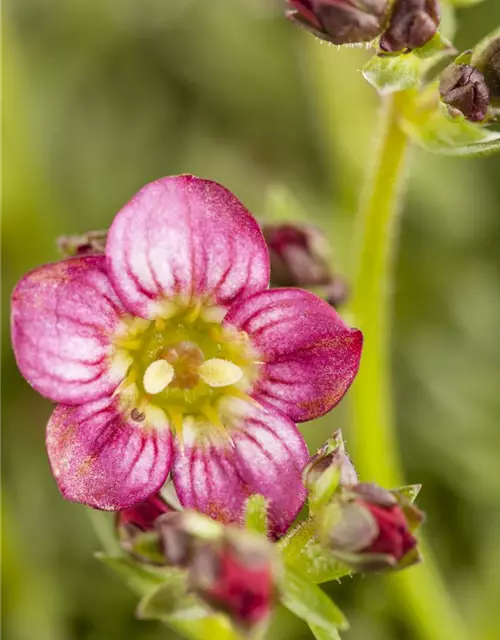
[349,92,469,640]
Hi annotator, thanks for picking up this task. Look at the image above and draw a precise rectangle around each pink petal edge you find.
[172,401,308,539]
[224,288,363,422]
[11,255,127,404]
[47,396,173,511]
[106,175,270,318]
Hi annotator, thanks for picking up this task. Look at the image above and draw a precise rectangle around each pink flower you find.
[11,175,362,538]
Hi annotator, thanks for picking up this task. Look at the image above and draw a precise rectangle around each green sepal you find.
[137,574,207,621]
[391,484,422,504]
[244,494,268,535]
[279,566,349,636]
[363,53,421,94]
[124,530,166,565]
[309,464,340,515]
[413,32,456,61]
[278,520,351,584]
[96,552,168,594]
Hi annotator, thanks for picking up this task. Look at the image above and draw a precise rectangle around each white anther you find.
[143,360,175,395]
[198,358,243,388]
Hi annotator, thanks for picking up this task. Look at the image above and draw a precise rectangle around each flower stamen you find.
[143,359,175,395]
[198,358,243,388]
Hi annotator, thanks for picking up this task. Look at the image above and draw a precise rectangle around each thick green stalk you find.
[349,94,468,640]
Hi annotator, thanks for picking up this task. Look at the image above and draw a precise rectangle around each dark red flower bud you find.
[317,482,424,572]
[57,230,107,257]
[286,0,389,46]
[440,64,490,123]
[156,511,276,631]
[380,0,440,53]
[199,533,276,630]
[263,222,332,288]
[117,493,170,535]
[474,36,500,104]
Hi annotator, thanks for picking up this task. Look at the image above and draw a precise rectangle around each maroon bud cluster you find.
[440,63,490,123]
[286,0,389,46]
[380,0,440,53]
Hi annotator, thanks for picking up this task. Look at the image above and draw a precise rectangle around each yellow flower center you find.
[110,300,260,436]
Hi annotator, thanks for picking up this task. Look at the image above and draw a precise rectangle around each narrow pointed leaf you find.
[244,494,268,535]
[363,54,421,94]
[279,567,349,633]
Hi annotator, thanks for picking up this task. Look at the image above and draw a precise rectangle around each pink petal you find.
[224,288,362,422]
[106,175,270,318]
[172,402,308,539]
[47,396,173,510]
[11,256,127,404]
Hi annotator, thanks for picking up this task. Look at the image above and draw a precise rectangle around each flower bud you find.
[286,0,389,46]
[156,511,276,631]
[262,222,332,288]
[57,230,107,257]
[197,530,276,631]
[440,64,490,122]
[474,36,500,104]
[317,482,424,572]
[325,275,350,309]
[304,430,358,496]
[380,0,440,53]
[117,493,170,539]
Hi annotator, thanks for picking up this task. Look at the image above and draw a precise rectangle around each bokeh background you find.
[3,1,500,639]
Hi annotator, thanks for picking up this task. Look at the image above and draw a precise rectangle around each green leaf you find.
[401,100,500,155]
[137,575,207,621]
[363,54,421,94]
[244,494,268,535]
[391,484,422,503]
[279,566,349,634]
[126,531,166,565]
[309,623,342,640]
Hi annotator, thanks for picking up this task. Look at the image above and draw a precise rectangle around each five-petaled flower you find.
[11,175,362,538]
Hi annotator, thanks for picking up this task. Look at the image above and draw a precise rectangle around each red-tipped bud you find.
[440,63,490,123]
[286,0,389,46]
[156,511,277,631]
[380,0,440,53]
[317,483,424,572]
[263,222,332,288]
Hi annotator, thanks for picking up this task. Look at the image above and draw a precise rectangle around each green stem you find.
[349,93,469,640]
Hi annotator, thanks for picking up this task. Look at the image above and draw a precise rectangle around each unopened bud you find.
[380,0,440,53]
[198,530,276,631]
[286,0,389,46]
[440,63,490,122]
[263,222,332,288]
[304,430,358,494]
[317,482,424,572]
[325,275,350,309]
[57,230,107,257]
[156,512,276,631]
[473,35,500,104]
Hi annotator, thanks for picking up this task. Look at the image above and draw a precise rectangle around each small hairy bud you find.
[286,0,389,46]
[476,36,500,104]
[316,482,424,572]
[304,429,358,495]
[440,63,490,122]
[380,0,440,53]
[263,222,332,288]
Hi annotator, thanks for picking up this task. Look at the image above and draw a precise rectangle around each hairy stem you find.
[349,93,468,640]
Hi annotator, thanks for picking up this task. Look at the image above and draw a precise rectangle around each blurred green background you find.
[3,1,500,639]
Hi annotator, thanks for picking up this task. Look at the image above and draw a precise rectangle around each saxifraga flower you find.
[11,175,362,538]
